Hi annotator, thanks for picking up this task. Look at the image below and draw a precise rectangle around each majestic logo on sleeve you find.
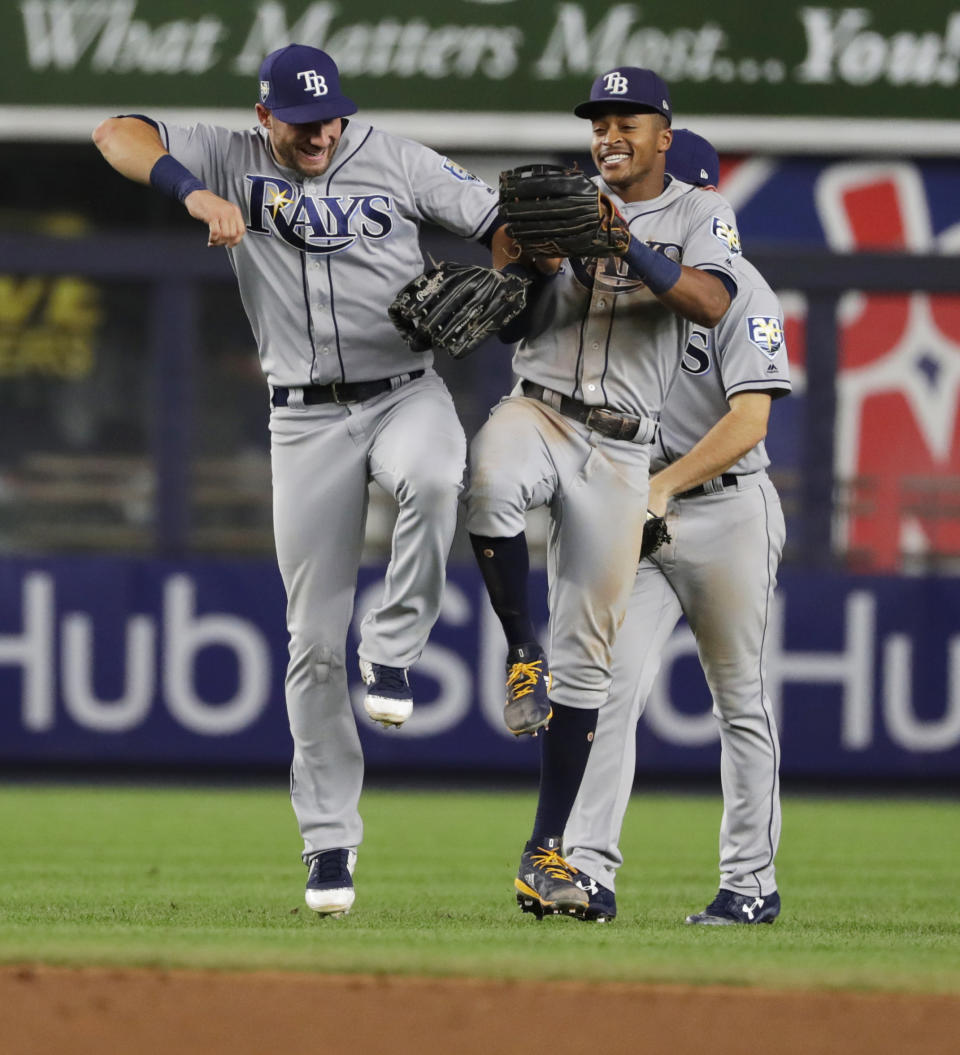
[711,217,742,254]
[747,315,784,357]
[245,175,394,254]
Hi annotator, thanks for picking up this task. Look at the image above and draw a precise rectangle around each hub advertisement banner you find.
[1,557,958,778]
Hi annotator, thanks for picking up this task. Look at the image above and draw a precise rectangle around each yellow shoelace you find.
[529,847,573,881]
[507,659,543,700]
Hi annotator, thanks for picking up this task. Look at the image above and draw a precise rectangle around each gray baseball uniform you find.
[157,116,499,856]
[564,255,791,897]
[466,176,741,708]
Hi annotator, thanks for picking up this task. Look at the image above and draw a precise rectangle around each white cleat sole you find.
[305,888,355,916]
[364,696,413,727]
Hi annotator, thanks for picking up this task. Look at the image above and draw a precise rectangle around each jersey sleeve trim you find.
[124,114,160,132]
[470,204,504,243]
[153,119,170,150]
[726,378,792,399]
[701,267,737,299]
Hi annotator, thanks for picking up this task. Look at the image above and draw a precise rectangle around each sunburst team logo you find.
[267,187,293,219]
[747,315,784,356]
[711,217,742,254]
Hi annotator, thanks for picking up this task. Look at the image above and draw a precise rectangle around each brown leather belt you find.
[521,381,657,444]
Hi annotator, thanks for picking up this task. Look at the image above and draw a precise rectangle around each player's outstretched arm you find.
[647,391,771,515]
[490,225,560,345]
[491,224,561,276]
[655,266,731,328]
[91,116,167,184]
[91,116,245,248]
[620,232,731,326]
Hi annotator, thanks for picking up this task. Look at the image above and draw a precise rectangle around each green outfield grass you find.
[0,784,958,993]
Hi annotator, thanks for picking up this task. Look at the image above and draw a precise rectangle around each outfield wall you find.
[1,557,958,779]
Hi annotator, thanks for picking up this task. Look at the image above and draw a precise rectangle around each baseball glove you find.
[388,262,530,360]
[640,510,672,561]
[499,164,631,258]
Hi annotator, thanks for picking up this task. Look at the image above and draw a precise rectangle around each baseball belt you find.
[520,380,659,444]
[675,472,756,499]
[271,370,425,408]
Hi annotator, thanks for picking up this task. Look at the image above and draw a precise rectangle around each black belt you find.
[271,370,424,408]
[675,473,741,499]
[521,381,650,443]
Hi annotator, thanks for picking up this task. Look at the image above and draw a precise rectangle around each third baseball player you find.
[564,130,791,925]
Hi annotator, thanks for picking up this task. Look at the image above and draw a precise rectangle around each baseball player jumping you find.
[466,70,741,918]
[93,44,510,917]
[564,130,791,925]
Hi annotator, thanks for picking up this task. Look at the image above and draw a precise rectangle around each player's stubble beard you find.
[262,113,344,178]
[275,133,341,178]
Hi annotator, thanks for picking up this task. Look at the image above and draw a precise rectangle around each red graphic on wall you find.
[816,164,960,570]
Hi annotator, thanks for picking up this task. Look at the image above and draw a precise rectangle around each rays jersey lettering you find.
[644,240,682,263]
[680,330,712,375]
[747,315,784,357]
[575,240,682,294]
[245,175,393,254]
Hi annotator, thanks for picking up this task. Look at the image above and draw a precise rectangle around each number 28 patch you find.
[747,315,784,357]
[711,217,741,253]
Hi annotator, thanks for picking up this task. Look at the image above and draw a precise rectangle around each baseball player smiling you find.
[563,130,791,925]
[93,44,508,917]
[466,69,741,918]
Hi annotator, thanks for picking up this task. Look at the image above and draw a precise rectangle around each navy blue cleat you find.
[359,660,413,727]
[305,848,357,917]
[504,643,553,737]
[685,888,780,925]
[573,873,617,923]
[515,837,589,919]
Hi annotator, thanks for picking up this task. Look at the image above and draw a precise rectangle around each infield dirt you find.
[5,965,959,1055]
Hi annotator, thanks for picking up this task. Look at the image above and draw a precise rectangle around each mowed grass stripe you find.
[0,786,957,991]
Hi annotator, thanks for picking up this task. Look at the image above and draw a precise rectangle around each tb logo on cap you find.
[297,70,329,97]
[602,72,629,95]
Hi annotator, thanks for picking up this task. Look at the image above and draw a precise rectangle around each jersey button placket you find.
[581,288,611,403]
[306,257,333,372]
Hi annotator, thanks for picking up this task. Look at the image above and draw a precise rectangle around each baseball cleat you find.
[359,660,413,727]
[305,848,357,917]
[573,872,617,923]
[685,888,781,925]
[514,837,589,919]
[504,643,553,736]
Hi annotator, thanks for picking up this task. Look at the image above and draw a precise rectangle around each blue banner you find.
[1,557,958,777]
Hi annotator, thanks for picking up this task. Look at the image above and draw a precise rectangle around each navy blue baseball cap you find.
[665,129,719,187]
[258,44,358,124]
[574,67,672,123]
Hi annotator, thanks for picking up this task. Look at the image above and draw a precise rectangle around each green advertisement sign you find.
[5,0,960,118]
